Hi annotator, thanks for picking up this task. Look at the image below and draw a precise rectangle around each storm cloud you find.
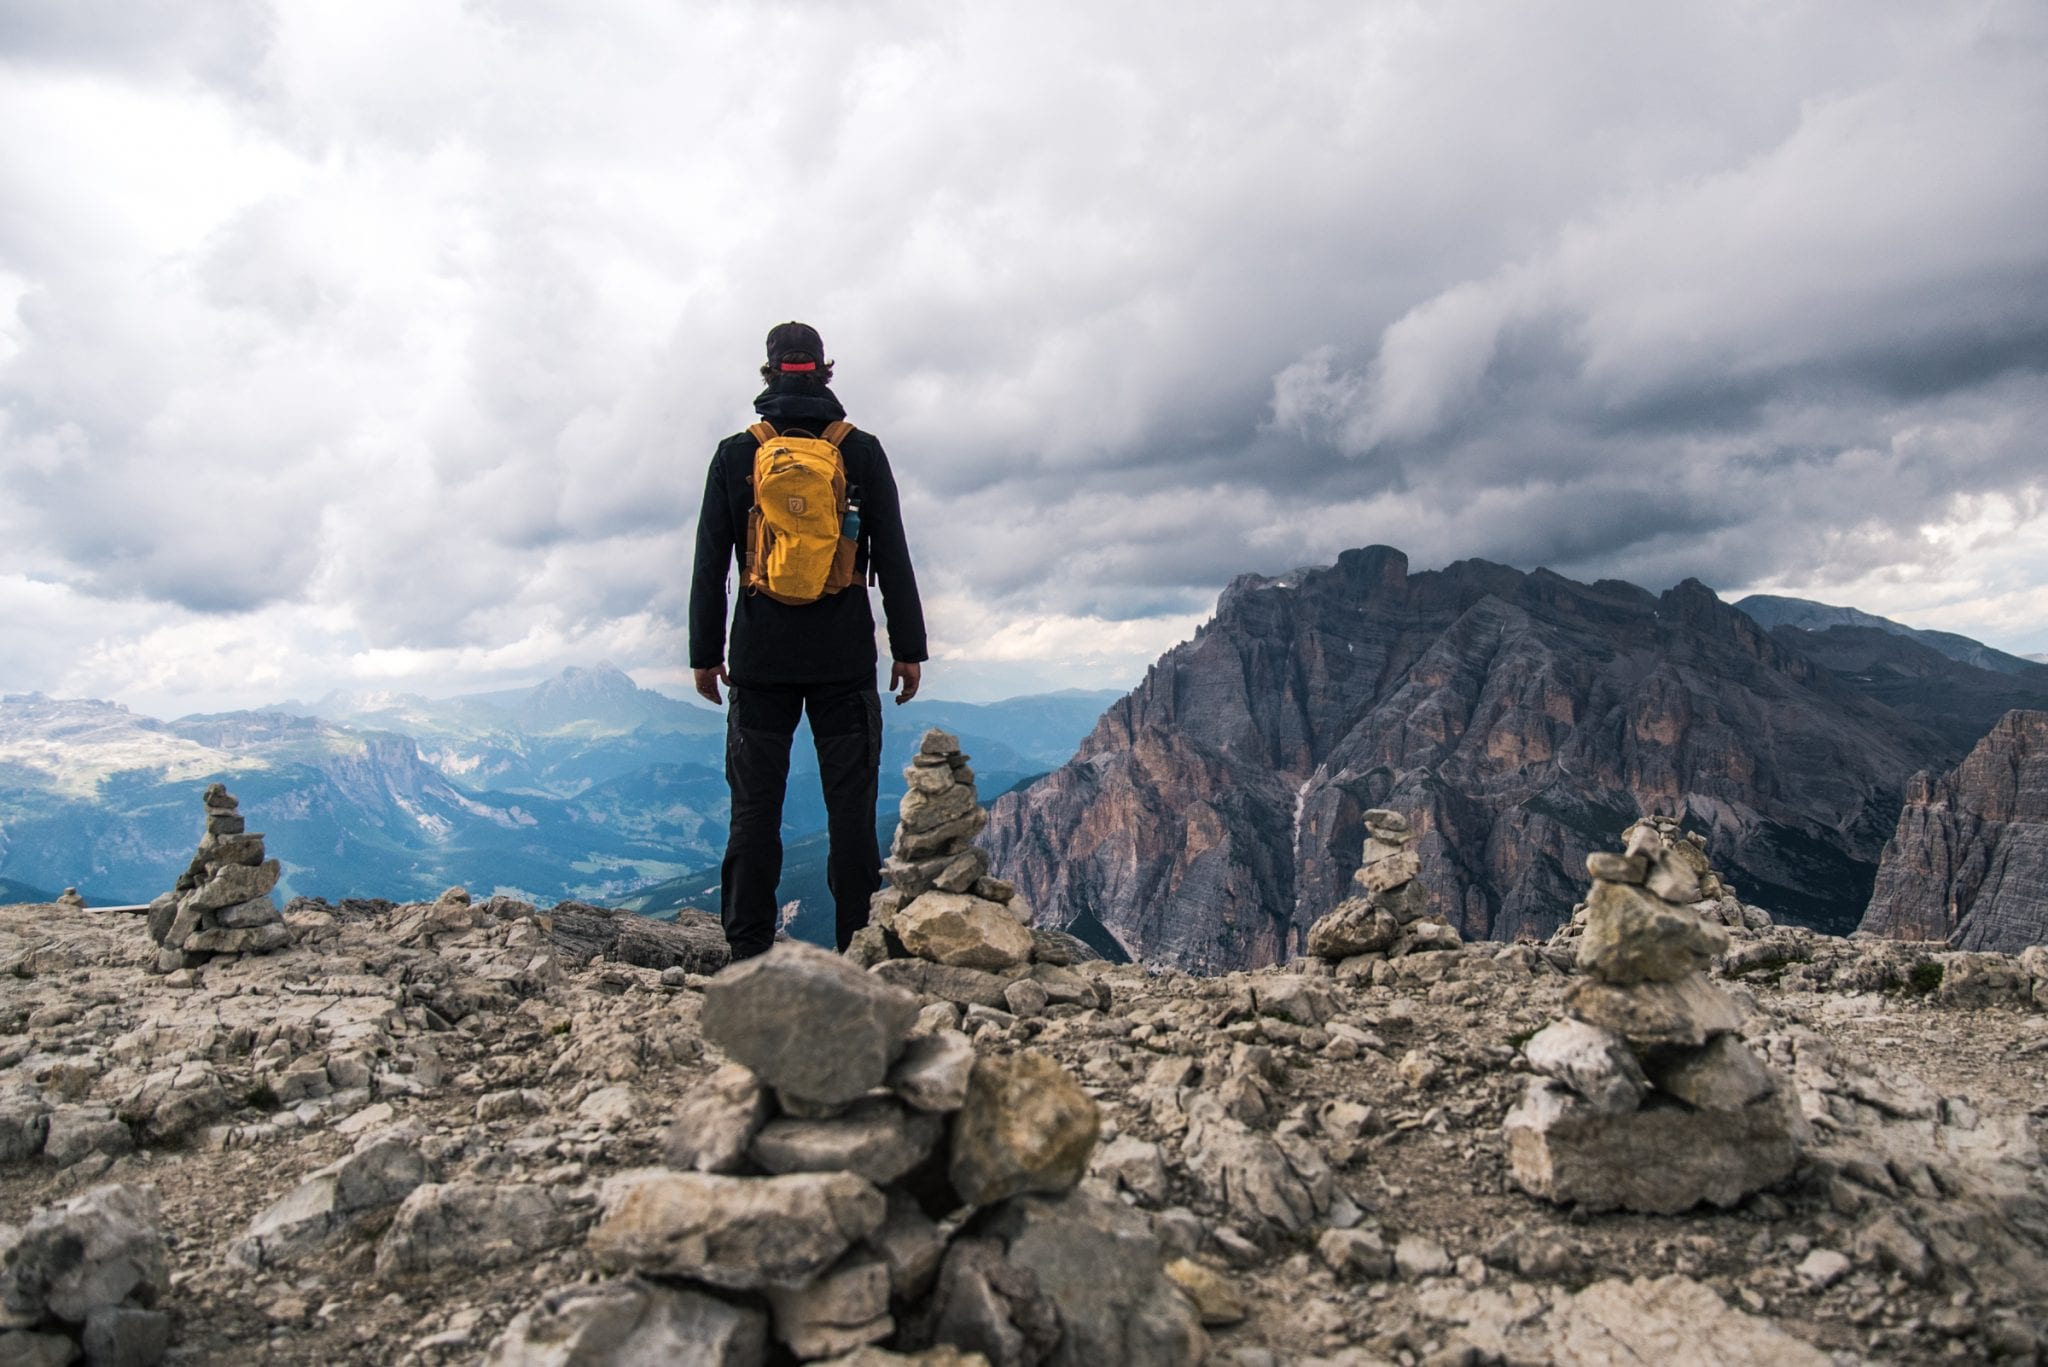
[2,1,2044,713]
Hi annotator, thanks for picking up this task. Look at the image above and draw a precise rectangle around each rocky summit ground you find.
[3,893,2046,1365]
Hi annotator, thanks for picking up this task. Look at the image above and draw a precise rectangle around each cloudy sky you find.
[2,1,2044,716]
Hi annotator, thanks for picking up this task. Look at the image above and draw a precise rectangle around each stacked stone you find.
[143,784,291,973]
[55,887,86,910]
[843,729,1117,1031]
[539,942,1203,1364]
[1553,818,1770,946]
[854,729,1038,972]
[1302,809,1462,971]
[1504,825,1806,1213]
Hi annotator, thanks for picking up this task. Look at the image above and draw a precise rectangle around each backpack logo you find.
[786,495,808,515]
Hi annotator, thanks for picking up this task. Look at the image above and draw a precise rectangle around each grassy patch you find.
[1902,960,1945,996]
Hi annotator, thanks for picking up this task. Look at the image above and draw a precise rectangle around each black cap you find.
[765,321,824,365]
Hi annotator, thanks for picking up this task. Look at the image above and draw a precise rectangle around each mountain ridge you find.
[986,546,1983,972]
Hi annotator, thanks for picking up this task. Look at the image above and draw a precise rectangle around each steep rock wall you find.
[1861,710,2048,951]
[987,547,1950,971]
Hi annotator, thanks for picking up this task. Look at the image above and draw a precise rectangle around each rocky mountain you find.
[1735,594,2043,676]
[986,547,1968,972]
[1861,709,2048,951]
[1763,625,2048,756]
[3,868,2046,1362]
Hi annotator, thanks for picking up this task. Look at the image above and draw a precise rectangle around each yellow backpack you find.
[744,420,859,605]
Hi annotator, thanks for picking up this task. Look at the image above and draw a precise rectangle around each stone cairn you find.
[55,886,86,910]
[1302,808,1463,975]
[1504,821,1806,1213]
[144,784,291,973]
[1551,817,1771,948]
[537,941,1204,1363]
[849,730,1106,1020]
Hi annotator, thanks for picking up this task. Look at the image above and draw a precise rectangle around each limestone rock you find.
[588,1169,886,1291]
[484,1277,767,1366]
[764,1249,893,1358]
[1577,881,1729,984]
[1504,1080,1804,1214]
[751,1097,944,1186]
[1642,1034,1775,1111]
[1522,1019,1648,1116]
[979,1191,1210,1367]
[229,1128,434,1270]
[1548,1273,1831,1365]
[1304,899,1396,960]
[894,894,1034,972]
[375,1181,593,1276]
[701,943,918,1106]
[886,1029,975,1113]
[948,1052,1099,1207]
[1,1183,167,1330]
[1563,973,1744,1049]
[908,1235,1060,1367]
[661,1063,772,1174]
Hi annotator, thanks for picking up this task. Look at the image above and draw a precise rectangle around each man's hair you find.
[761,353,835,383]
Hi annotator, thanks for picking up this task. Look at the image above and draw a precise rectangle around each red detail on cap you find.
[779,362,817,372]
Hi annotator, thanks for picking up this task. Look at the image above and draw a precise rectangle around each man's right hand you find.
[694,664,730,706]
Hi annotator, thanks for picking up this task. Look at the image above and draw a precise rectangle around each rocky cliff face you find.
[1860,710,2048,951]
[986,547,1954,971]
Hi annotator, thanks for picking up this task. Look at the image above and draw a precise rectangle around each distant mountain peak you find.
[1735,594,2043,677]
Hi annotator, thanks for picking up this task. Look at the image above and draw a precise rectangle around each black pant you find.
[721,677,883,959]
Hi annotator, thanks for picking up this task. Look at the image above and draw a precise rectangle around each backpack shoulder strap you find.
[748,421,777,444]
[823,420,854,445]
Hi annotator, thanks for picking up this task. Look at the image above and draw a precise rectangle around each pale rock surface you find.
[587,1169,886,1291]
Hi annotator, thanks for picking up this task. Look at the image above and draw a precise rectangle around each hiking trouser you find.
[720,676,883,959]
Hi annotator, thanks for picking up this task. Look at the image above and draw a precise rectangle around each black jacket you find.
[689,377,927,684]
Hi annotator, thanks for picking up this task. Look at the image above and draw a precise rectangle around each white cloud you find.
[1,1,2044,716]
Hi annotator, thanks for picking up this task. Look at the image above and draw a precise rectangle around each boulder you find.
[1563,973,1744,1049]
[948,1052,1100,1207]
[375,1182,593,1276]
[1504,1080,1804,1214]
[1305,899,1396,960]
[1576,882,1728,984]
[661,1064,772,1174]
[588,1169,886,1291]
[979,1191,1210,1366]
[1,1183,167,1329]
[1522,1019,1648,1116]
[894,894,1034,972]
[701,943,918,1106]
[229,1128,434,1270]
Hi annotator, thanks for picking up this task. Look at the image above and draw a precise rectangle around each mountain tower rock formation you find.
[985,546,1951,972]
[1860,709,2048,951]
[143,784,291,973]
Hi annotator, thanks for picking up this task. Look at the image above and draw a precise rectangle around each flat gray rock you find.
[701,943,918,1106]
[588,1169,886,1292]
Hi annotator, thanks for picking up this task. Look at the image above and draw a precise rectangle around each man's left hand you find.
[890,661,922,705]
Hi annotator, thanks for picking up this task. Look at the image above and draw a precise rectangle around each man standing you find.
[690,322,927,959]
